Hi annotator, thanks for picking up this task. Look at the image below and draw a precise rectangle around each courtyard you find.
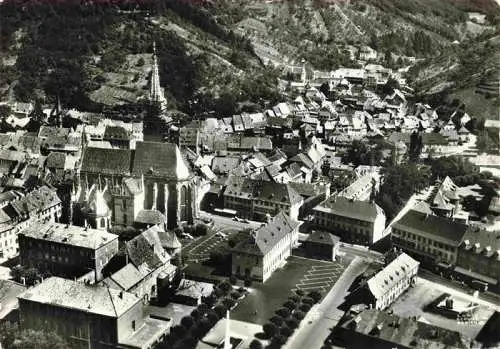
[390,277,497,339]
[231,256,347,325]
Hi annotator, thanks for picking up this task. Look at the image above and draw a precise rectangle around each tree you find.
[270,315,284,326]
[283,300,296,311]
[4,328,70,349]
[380,77,400,96]
[308,291,322,303]
[214,304,227,318]
[207,310,219,325]
[229,275,237,285]
[286,318,299,329]
[302,297,315,305]
[194,224,208,236]
[276,307,291,318]
[222,297,236,309]
[409,131,423,162]
[181,316,195,329]
[293,310,305,320]
[191,308,201,320]
[263,323,278,338]
[299,303,311,312]
[136,57,145,66]
[249,339,263,349]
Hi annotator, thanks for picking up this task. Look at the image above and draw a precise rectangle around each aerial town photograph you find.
[0,0,499,348]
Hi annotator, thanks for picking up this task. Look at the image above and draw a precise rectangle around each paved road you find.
[284,257,369,349]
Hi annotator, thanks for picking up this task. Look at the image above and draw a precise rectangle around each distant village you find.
[0,39,499,349]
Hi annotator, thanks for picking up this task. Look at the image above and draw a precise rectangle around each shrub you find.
[178,336,197,349]
[280,325,293,337]
[286,318,299,329]
[222,297,236,309]
[207,310,219,325]
[219,281,232,294]
[198,303,210,314]
[244,277,252,287]
[214,304,227,318]
[276,307,291,318]
[238,287,247,293]
[194,318,211,337]
[308,291,322,303]
[283,300,296,311]
[194,223,208,236]
[170,324,188,340]
[173,227,183,237]
[249,339,263,349]
[230,290,240,300]
[299,303,311,312]
[288,295,300,303]
[136,57,145,66]
[184,225,195,235]
[302,297,314,305]
[270,315,284,326]
[293,310,305,320]
[263,322,278,338]
[229,275,237,285]
[191,309,201,320]
[181,316,195,329]
[272,334,287,346]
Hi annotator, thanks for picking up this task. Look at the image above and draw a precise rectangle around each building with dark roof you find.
[302,231,340,260]
[329,307,471,349]
[312,196,386,245]
[18,222,119,282]
[223,176,303,221]
[231,211,300,282]
[18,277,171,349]
[392,210,469,265]
[79,141,199,229]
[456,229,500,287]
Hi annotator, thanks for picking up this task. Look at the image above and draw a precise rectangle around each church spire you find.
[149,41,167,111]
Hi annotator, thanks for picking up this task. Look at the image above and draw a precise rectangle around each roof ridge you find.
[107,285,118,317]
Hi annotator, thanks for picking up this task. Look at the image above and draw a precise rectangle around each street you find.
[284,257,369,349]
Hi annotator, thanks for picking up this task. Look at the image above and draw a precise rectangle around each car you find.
[216,232,227,238]
[232,217,240,222]
[242,219,249,223]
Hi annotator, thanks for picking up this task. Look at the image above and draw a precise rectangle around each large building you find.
[456,229,500,286]
[330,308,471,349]
[366,253,419,310]
[102,224,178,302]
[231,211,300,282]
[18,277,171,349]
[311,196,386,245]
[0,186,62,261]
[223,176,303,221]
[79,141,200,229]
[18,222,119,282]
[391,210,469,265]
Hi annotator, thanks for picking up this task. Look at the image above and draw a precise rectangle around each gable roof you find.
[81,147,132,176]
[18,277,139,318]
[314,196,383,223]
[132,142,190,180]
[367,253,419,300]
[393,210,469,245]
[232,211,299,256]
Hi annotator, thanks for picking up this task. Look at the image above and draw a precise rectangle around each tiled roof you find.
[232,211,299,256]
[126,226,170,270]
[367,253,419,300]
[306,231,339,246]
[224,176,303,205]
[81,147,132,176]
[18,277,139,318]
[132,142,191,180]
[393,210,468,245]
[7,186,60,218]
[103,125,130,140]
[135,209,165,225]
[45,152,66,169]
[20,222,117,250]
[314,196,383,222]
[339,308,470,349]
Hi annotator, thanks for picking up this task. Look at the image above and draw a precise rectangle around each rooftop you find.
[18,277,140,318]
[314,196,383,223]
[20,222,118,250]
[81,147,132,176]
[132,142,191,180]
[367,253,419,300]
[393,210,469,245]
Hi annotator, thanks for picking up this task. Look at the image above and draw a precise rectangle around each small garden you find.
[249,289,323,349]
[158,279,248,349]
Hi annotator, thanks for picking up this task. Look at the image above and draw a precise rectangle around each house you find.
[18,277,171,349]
[0,186,62,261]
[302,231,340,261]
[456,229,500,287]
[18,222,119,282]
[0,279,27,323]
[330,307,471,349]
[428,176,459,218]
[312,196,386,245]
[102,224,178,302]
[391,210,469,265]
[366,253,419,310]
[338,175,377,202]
[231,211,299,282]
